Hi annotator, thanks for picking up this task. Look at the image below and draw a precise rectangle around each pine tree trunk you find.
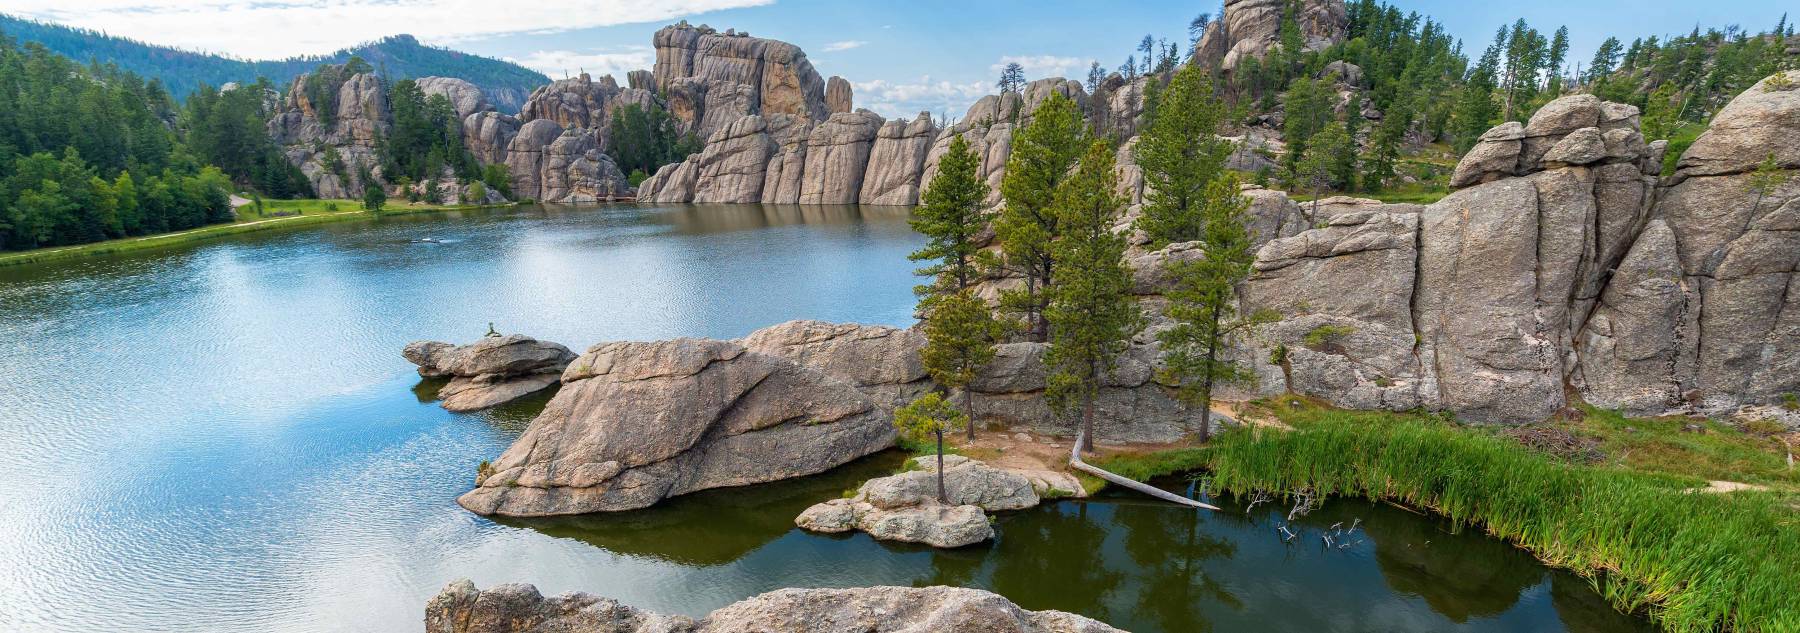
[1199,315,1220,443]
[963,387,977,441]
[935,427,947,504]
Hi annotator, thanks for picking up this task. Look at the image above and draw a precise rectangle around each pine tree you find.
[910,134,989,299]
[1362,92,1411,192]
[1044,141,1141,453]
[1336,92,1364,190]
[1135,64,1233,247]
[1546,26,1570,95]
[1139,35,1155,75]
[1281,76,1333,183]
[998,62,1026,94]
[920,291,1002,440]
[1450,30,1504,152]
[1156,173,1269,442]
[892,392,966,503]
[995,92,1084,341]
[1296,120,1350,222]
[1586,37,1623,84]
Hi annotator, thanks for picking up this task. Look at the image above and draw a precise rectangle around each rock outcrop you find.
[796,455,1081,548]
[1580,71,1800,415]
[416,77,493,120]
[404,335,575,412]
[1193,0,1349,72]
[1235,91,1686,423]
[270,67,634,203]
[268,66,389,199]
[426,581,1125,633]
[860,114,937,205]
[456,336,896,516]
[652,21,831,138]
[825,76,854,114]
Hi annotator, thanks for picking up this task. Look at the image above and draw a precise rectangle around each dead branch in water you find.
[1068,429,1220,511]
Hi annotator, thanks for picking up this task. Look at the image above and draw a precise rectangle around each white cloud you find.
[507,47,655,81]
[853,76,990,120]
[821,40,867,52]
[989,55,1088,81]
[5,0,775,60]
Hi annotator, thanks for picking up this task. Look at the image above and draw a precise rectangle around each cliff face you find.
[270,69,631,203]
[268,68,388,199]
[652,21,831,139]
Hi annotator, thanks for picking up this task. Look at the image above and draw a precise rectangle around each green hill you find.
[0,15,547,111]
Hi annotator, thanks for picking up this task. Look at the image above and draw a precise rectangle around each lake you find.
[0,203,1650,632]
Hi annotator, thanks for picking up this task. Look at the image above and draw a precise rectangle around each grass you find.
[0,197,517,268]
[1203,411,1799,633]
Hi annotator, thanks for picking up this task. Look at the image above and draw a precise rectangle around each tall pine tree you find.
[1044,140,1141,453]
[1135,64,1234,247]
[995,92,1084,341]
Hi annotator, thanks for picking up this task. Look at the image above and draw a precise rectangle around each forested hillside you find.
[0,36,239,251]
[0,15,546,111]
[1107,0,1799,197]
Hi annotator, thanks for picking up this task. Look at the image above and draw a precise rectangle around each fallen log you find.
[1069,429,1220,511]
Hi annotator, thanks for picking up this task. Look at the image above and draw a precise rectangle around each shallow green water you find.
[0,203,1652,632]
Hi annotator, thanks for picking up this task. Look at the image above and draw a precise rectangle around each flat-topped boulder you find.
[403,334,575,412]
[457,337,895,516]
[426,580,1125,633]
[796,456,1083,548]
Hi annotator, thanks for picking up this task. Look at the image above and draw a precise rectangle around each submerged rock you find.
[425,580,1126,633]
[403,335,575,412]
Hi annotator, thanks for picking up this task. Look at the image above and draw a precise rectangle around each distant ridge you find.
[0,14,548,111]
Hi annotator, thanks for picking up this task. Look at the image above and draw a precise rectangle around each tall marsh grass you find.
[1205,418,1800,633]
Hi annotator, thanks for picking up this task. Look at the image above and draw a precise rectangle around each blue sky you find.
[9,0,1793,118]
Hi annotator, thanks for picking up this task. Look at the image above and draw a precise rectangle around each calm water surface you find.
[0,203,1650,632]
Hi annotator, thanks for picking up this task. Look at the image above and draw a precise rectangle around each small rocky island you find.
[795,455,1084,548]
[403,334,574,412]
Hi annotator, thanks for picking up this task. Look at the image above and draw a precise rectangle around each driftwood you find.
[1069,429,1220,511]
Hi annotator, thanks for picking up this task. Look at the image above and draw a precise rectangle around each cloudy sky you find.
[5,0,1792,118]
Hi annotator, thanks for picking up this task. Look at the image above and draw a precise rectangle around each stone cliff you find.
[652,21,832,138]
[269,70,631,203]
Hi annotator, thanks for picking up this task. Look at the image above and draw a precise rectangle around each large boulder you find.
[425,581,1126,633]
[737,320,928,407]
[403,335,575,412]
[457,337,895,516]
[1670,70,1800,181]
[415,76,492,120]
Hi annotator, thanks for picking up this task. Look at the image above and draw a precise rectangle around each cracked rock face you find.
[1614,70,1800,413]
[425,580,1126,633]
[1192,0,1349,72]
[457,337,896,516]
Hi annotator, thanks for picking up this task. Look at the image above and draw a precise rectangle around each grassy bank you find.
[0,198,517,268]
[1090,399,1798,632]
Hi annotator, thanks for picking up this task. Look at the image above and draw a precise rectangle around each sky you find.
[7,0,1794,118]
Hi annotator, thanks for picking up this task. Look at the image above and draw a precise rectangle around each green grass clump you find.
[1204,416,1800,633]
[1301,324,1355,350]
[1577,407,1800,487]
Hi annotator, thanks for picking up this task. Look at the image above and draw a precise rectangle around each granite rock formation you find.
[652,21,831,138]
[1192,0,1350,72]
[403,335,576,412]
[425,581,1125,633]
[456,336,897,516]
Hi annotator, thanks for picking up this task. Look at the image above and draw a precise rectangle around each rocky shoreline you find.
[425,581,1125,633]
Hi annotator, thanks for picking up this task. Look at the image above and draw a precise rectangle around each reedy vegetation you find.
[1203,411,1800,633]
